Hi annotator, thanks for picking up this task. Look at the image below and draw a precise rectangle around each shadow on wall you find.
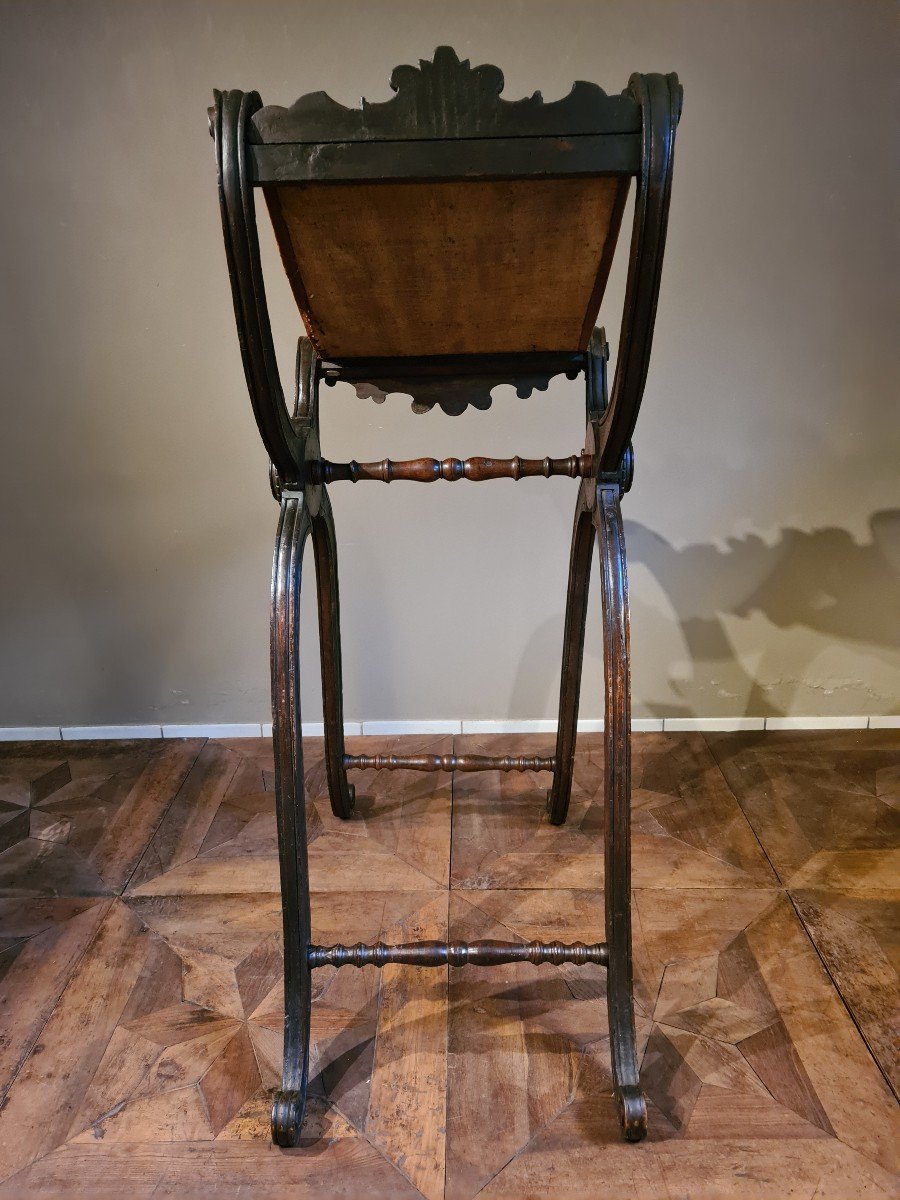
[628,509,900,718]
[509,510,900,720]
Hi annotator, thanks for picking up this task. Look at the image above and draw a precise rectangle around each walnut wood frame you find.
[211,49,681,1149]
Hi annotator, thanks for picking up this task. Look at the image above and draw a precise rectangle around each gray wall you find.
[1,0,897,727]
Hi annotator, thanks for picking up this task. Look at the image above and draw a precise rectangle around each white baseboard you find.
[260,722,363,738]
[664,717,765,732]
[462,719,559,735]
[61,724,163,740]
[0,727,63,742]
[869,715,900,729]
[160,723,263,739]
[361,720,461,736]
[764,715,869,731]
[0,716,894,742]
[461,719,660,734]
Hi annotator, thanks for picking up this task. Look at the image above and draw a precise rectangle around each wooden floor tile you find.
[366,892,448,1200]
[0,899,151,1181]
[705,730,900,888]
[0,897,110,1100]
[451,732,776,890]
[446,890,604,1200]
[789,886,898,1095]
[0,731,896,1199]
[0,741,203,898]
[0,1107,426,1199]
[445,885,897,1199]
[129,736,452,897]
[127,741,241,891]
[476,1129,897,1200]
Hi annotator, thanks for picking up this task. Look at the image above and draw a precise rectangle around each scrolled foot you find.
[271,1089,306,1147]
[617,1084,648,1142]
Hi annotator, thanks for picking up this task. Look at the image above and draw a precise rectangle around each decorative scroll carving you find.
[321,351,584,416]
[348,370,571,416]
[308,939,609,969]
[251,46,639,145]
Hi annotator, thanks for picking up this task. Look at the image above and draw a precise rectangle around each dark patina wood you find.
[268,497,313,1148]
[344,752,555,773]
[321,350,584,415]
[310,490,355,820]
[210,46,682,1149]
[308,939,609,969]
[249,136,641,185]
[250,46,640,143]
[548,328,608,826]
[318,454,592,484]
[596,481,646,1140]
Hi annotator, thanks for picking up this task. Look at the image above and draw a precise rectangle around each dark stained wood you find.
[592,72,681,476]
[268,497,313,1148]
[213,89,304,488]
[210,49,684,1151]
[251,46,641,143]
[547,498,595,824]
[251,135,641,184]
[310,489,355,821]
[308,939,608,968]
[321,349,584,380]
[547,331,607,825]
[320,349,585,416]
[595,481,646,1139]
[344,752,554,773]
[319,453,592,484]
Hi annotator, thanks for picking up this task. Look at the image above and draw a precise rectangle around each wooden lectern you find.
[210,46,682,1145]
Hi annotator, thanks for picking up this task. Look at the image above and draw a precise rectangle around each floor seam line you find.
[784,887,898,1103]
[701,732,785,885]
[120,738,209,896]
[0,895,116,1169]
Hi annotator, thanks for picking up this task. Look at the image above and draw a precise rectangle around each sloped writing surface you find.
[265,175,627,358]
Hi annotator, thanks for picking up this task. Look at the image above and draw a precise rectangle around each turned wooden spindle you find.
[316,454,592,484]
[343,752,555,773]
[308,939,609,968]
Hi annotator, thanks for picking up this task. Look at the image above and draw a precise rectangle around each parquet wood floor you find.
[0,731,896,1198]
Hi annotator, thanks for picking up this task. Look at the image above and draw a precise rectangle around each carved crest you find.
[251,45,639,144]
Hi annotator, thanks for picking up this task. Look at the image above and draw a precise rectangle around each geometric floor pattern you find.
[0,730,896,1198]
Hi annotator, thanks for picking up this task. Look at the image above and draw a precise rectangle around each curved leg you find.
[595,482,647,1141]
[270,497,313,1147]
[311,489,355,819]
[548,492,595,825]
